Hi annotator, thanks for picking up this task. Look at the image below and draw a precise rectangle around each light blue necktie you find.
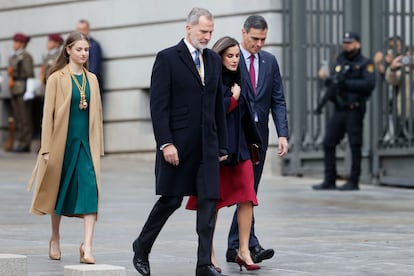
[194,50,201,73]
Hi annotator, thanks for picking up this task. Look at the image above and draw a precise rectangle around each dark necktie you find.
[249,55,256,94]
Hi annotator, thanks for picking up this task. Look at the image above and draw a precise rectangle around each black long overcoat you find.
[150,39,227,198]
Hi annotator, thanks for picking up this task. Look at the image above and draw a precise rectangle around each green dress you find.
[55,74,98,216]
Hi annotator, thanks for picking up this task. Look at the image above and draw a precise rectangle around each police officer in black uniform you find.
[313,32,376,191]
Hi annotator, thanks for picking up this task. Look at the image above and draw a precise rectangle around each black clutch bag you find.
[249,144,260,165]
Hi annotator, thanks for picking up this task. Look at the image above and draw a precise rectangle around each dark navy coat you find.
[221,67,262,165]
[150,39,227,198]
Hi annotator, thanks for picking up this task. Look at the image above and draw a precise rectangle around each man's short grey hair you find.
[187,7,213,25]
[243,15,268,32]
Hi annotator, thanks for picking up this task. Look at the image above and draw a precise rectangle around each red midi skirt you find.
[186,160,258,210]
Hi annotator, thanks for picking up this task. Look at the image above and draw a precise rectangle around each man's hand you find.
[277,137,288,157]
[162,144,179,166]
[385,50,395,65]
[390,55,403,71]
[318,66,329,80]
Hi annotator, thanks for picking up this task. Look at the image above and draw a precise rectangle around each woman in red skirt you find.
[186,36,262,272]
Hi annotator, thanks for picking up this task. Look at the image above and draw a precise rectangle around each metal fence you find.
[281,0,414,187]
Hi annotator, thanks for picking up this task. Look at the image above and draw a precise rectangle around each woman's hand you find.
[231,83,241,101]
[43,153,49,164]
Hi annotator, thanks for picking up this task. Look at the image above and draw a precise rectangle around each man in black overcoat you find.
[132,7,227,276]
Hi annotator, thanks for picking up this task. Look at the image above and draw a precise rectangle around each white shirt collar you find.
[184,38,202,55]
[14,49,24,55]
[240,46,257,60]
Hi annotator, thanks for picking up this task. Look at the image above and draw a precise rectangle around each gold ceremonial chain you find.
[70,68,88,110]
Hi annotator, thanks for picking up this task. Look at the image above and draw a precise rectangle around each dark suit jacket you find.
[150,39,227,198]
[88,37,103,90]
[240,50,288,150]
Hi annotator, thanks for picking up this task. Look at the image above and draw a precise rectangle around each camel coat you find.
[28,65,104,215]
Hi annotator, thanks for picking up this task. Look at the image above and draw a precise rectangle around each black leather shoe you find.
[312,182,337,190]
[250,245,274,263]
[133,252,150,276]
[338,182,359,191]
[196,264,222,276]
[225,248,238,263]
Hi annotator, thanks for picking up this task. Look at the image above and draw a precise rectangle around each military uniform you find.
[313,32,376,190]
[33,33,63,139]
[8,33,34,152]
[40,34,63,88]
[41,49,59,87]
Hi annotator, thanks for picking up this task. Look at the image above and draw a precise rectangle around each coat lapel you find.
[60,66,72,98]
[256,52,266,96]
[86,71,97,132]
[240,52,255,98]
[177,40,204,86]
[201,50,209,87]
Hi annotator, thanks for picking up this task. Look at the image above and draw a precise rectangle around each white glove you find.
[23,78,38,101]
[23,89,34,101]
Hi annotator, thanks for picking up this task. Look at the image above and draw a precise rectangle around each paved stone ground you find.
[1,151,414,276]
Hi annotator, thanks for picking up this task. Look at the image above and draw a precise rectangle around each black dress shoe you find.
[338,181,359,191]
[196,264,222,276]
[132,252,150,276]
[225,248,238,263]
[250,245,274,263]
[312,182,337,190]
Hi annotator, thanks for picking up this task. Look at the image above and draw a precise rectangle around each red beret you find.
[48,33,63,44]
[13,33,30,43]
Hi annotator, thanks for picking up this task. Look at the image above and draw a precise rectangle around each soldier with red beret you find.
[32,33,64,143]
[41,33,64,85]
[8,32,34,152]
[13,33,31,44]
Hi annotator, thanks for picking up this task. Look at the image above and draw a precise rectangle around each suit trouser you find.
[134,166,216,267]
[227,149,267,249]
[10,95,33,149]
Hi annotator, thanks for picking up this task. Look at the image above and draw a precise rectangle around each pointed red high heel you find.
[235,255,261,271]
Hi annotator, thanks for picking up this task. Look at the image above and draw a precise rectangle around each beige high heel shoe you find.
[49,239,61,260]
[79,243,95,264]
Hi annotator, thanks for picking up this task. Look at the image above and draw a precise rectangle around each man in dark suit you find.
[76,19,103,92]
[132,7,227,276]
[226,15,289,264]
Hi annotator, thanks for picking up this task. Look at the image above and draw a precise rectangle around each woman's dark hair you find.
[212,36,239,56]
[48,31,90,77]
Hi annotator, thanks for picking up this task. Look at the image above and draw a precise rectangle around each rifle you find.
[314,64,351,115]
[3,117,15,151]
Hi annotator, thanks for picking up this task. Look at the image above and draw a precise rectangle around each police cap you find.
[343,31,360,43]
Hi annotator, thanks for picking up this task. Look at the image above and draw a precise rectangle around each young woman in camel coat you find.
[28,32,104,264]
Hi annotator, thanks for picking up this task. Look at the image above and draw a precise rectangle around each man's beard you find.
[190,35,208,50]
[344,48,359,58]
